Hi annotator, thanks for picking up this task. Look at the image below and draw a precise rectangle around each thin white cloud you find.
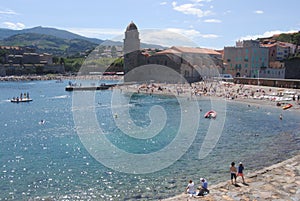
[172,1,212,18]
[191,0,213,2]
[160,2,167,5]
[3,22,25,30]
[254,10,264,14]
[204,19,221,23]
[65,27,124,39]
[224,10,231,15]
[166,28,219,39]
[239,30,298,41]
[0,9,18,15]
[201,33,219,38]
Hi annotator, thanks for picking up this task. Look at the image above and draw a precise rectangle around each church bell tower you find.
[123,21,140,74]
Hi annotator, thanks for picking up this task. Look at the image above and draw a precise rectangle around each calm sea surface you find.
[0,80,299,200]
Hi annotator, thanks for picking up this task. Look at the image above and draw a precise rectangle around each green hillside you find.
[274,32,300,45]
[0,33,98,56]
[259,31,300,45]
[0,26,103,44]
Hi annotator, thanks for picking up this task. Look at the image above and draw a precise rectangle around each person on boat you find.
[237,162,245,183]
[186,180,196,196]
[197,178,209,196]
[230,162,237,184]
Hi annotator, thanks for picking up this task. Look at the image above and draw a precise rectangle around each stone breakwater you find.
[163,154,300,201]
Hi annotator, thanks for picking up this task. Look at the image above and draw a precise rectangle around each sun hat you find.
[200,178,204,181]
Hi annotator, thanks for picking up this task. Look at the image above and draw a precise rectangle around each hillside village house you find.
[223,37,300,79]
[123,22,223,83]
[0,46,64,76]
[224,40,269,78]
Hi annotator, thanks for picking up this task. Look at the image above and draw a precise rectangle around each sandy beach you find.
[115,80,300,112]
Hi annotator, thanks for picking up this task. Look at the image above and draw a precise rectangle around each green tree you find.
[291,33,300,45]
[111,46,117,58]
[60,57,65,65]
[52,56,59,64]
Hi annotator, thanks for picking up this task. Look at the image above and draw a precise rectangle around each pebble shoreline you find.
[162,154,300,201]
[0,74,122,81]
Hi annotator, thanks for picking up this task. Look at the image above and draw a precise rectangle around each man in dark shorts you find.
[230,162,237,184]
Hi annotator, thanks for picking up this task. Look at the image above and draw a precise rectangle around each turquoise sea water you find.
[0,80,300,200]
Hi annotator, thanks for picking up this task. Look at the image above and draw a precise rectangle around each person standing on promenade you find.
[237,162,245,183]
[186,180,196,196]
[230,162,237,184]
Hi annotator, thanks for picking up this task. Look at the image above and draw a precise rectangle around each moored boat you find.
[65,83,116,91]
[282,103,292,110]
[204,110,217,119]
[11,98,33,103]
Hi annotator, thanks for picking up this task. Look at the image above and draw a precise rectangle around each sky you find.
[0,0,299,49]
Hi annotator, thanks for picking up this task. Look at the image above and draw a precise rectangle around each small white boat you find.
[10,98,33,103]
[204,110,217,119]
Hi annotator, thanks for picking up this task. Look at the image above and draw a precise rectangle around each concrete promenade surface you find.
[162,154,300,201]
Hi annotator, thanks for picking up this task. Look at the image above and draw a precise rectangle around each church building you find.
[123,22,223,83]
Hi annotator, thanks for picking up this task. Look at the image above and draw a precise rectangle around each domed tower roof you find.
[126,21,138,31]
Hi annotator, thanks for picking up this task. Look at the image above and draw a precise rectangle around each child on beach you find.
[237,162,245,183]
[230,162,237,184]
[186,180,196,196]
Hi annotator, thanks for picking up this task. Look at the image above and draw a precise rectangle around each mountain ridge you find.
[0,26,103,44]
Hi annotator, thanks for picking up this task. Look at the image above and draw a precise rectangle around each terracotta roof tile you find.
[155,46,221,55]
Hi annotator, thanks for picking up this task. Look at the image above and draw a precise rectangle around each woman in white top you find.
[186,180,196,195]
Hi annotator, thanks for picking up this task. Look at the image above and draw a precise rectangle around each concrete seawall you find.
[162,154,300,201]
